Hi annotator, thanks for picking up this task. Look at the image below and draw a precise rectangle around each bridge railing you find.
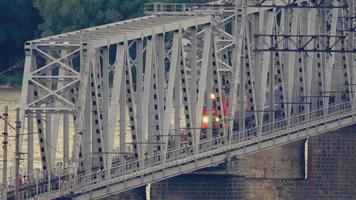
[144,3,235,15]
[67,100,352,191]
[16,101,355,199]
[234,102,352,144]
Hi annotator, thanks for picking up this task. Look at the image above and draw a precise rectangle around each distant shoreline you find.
[0,69,23,88]
[0,84,21,89]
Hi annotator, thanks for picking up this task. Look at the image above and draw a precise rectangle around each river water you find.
[0,88,151,198]
[0,88,125,176]
[0,88,21,180]
[0,88,74,180]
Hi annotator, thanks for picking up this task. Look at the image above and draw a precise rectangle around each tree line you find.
[0,0,206,76]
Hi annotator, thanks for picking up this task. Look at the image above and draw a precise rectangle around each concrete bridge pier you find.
[97,187,146,200]
[150,125,356,200]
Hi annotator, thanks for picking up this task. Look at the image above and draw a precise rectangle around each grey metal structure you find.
[1,0,355,199]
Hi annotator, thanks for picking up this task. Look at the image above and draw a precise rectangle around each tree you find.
[0,0,206,82]
[33,0,206,36]
[0,0,41,72]
[33,0,147,36]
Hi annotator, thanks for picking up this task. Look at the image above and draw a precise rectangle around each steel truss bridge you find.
[1,0,355,199]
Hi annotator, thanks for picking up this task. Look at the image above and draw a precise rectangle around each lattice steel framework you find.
[2,0,354,199]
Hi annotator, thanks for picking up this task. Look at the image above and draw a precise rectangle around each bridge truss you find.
[1,0,355,199]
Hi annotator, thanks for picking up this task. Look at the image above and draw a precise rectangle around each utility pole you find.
[2,106,8,200]
[15,108,20,200]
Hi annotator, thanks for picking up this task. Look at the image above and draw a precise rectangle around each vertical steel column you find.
[320,9,328,113]
[149,36,163,154]
[259,11,273,126]
[124,40,139,159]
[63,109,69,165]
[102,47,110,173]
[293,6,305,116]
[2,106,8,200]
[45,74,52,191]
[206,52,213,142]
[280,9,290,117]
[314,18,325,111]
[179,33,194,148]
[45,57,53,169]
[109,43,126,163]
[269,9,277,123]
[15,108,20,200]
[229,4,245,137]
[300,6,308,117]
[190,27,198,136]
[239,32,246,131]
[210,34,226,141]
[18,42,33,168]
[324,0,340,111]
[286,9,298,119]
[119,46,127,162]
[90,60,98,168]
[119,72,126,160]
[143,38,154,156]
[174,39,181,148]
[31,54,48,172]
[195,27,212,151]
[90,50,105,170]
[26,67,34,181]
[244,24,258,128]
[27,110,33,182]
[156,34,165,140]
[66,59,76,168]
[45,110,52,169]
[72,33,91,174]
[21,43,34,183]
[62,56,71,166]
[306,8,318,114]
[135,38,144,161]
[252,11,261,130]
[82,71,92,174]
[162,31,180,154]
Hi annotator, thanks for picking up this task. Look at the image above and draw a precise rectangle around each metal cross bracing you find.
[1,0,355,199]
[250,0,348,8]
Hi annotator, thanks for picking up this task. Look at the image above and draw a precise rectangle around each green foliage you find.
[33,0,209,36]
[0,69,23,86]
[151,0,211,3]
[0,0,41,72]
[33,0,147,36]
[0,0,208,85]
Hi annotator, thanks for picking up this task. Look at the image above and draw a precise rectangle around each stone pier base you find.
[104,186,146,200]
[151,125,356,200]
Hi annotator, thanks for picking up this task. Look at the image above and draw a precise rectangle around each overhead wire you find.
[0,113,62,159]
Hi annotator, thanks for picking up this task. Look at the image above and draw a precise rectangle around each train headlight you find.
[202,116,209,123]
[210,93,216,100]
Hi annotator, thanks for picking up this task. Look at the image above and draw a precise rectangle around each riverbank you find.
[0,88,22,180]
[0,70,23,88]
